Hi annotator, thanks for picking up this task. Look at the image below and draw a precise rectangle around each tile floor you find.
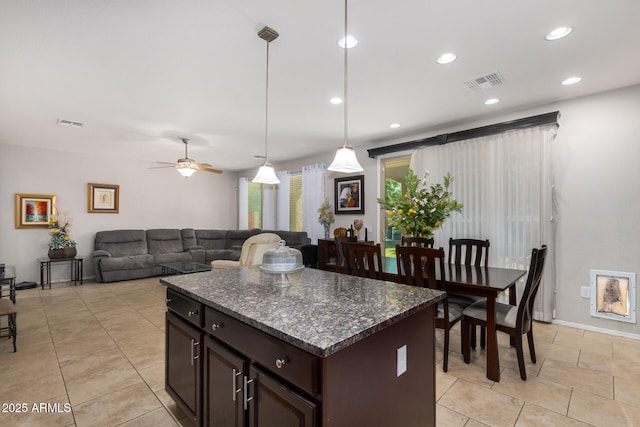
[1,278,639,426]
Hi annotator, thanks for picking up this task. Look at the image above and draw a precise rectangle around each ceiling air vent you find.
[464,72,506,91]
[56,118,84,128]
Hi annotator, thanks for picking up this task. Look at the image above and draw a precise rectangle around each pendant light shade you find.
[252,26,281,185]
[327,0,363,174]
[328,144,363,173]
[252,162,280,185]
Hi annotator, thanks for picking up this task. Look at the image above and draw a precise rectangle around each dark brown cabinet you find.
[166,311,202,424]
[203,337,245,426]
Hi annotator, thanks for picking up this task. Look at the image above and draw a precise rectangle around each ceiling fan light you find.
[176,164,196,178]
[252,162,280,185]
[328,144,363,173]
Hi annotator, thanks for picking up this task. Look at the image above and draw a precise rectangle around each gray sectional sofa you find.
[92,228,310,283]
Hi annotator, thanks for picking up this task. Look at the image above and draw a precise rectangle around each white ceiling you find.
[1,0,639,172]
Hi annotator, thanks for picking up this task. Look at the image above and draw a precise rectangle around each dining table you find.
[383,263,526,382]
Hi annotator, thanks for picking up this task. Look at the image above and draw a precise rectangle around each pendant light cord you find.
[265,38,270,163]
[343,0,349,148]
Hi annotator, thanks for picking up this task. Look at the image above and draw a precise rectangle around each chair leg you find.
[527,329,536,363]
[514,334,527,380]
[443,328,450,372]
[480,326,486,349]
[470,326,476,349]
[461,318,471,363]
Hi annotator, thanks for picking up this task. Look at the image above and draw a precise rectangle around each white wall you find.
[254,84,640,335]
[0,144,238,283]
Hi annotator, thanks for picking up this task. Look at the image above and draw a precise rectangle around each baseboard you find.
[552,319,640,340]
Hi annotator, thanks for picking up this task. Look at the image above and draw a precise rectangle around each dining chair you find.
[401,236,434,248]
[395,245,464,372]
[335,236,356,274]
[346,242,383,279]
[461,245,548,380]
[448,238,491,348]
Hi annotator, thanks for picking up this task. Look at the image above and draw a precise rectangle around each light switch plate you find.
[581,286,590,298]
[397,345,407,377]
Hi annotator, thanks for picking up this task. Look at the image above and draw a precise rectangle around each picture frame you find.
[590,269,636,324]
[334,175,364,215]
[15,193,56,229]
[88,183,119,213]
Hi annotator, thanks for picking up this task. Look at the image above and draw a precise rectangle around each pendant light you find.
[328,0,363,173]
[252,26,281,185]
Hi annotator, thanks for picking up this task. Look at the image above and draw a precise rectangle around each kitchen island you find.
[162,266,443,426]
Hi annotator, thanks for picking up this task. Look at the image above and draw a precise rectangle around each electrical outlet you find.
[581,286,590,298]
[397,345,407,377]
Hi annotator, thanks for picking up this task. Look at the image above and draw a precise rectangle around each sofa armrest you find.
[91,250,112,282]
[92,249,112,258]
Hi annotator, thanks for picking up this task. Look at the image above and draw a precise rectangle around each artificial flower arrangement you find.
[378,168,463,238]
[48,211,77,249]
[317,198,335,227]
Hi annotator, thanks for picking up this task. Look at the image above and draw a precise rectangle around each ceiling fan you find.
[150,138,223,178]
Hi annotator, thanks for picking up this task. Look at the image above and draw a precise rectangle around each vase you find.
[324,224,330,240]
[48,247,77,259]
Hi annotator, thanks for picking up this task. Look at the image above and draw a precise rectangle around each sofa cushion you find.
[94,230,148,258]
[154,251,192,265]
[203,249,239,263]
[180,228,199,250]
[147,229,185,255]
[227,229,261,248]
[195,230,228,250]
[263,230,310,248]
[100,254,154,272]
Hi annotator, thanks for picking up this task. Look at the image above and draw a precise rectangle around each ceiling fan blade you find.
[148,165,176,169]
[194,163,223,174]
[154,161,176,165]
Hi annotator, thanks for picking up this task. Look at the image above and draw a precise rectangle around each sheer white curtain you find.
[302,163,325,244]
[276,170,290,230]
[262,185,276,230]
[238,177,249,229]
[411,126,557,321]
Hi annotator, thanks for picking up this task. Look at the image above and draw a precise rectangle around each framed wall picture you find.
[590,269,636,324]
[334,175,364,215]
[15,193,56,229]
[88,183,119,213]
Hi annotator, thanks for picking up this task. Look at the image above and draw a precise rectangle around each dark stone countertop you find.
[161,266,444,358]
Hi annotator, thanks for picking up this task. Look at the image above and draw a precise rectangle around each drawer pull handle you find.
[188,310,199,317]
[211,322,223,331]
[275,358,288,369]
[232,369,242,401]
[190,339,200,365]
[165,298,173,303]
[243,377,254,410]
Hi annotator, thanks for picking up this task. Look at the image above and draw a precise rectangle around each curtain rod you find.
[367,111,560,158]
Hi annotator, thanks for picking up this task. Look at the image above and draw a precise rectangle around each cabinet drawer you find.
[167,289,203,328]
[205,306,319,397]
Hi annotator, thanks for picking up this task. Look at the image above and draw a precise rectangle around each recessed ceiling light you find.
[562,76,582,85]
[545,26,573,41]
[330,97,343,105]
[389,123,400,129]
[484,98,500,105]
[56,118,84,128]
[337,35,358,49]
[437,53,457,64]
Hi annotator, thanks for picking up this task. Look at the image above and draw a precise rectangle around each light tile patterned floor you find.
[1,278,639,426]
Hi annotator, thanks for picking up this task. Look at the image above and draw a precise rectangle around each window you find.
[248,182,262,229]
[289,173,302,231]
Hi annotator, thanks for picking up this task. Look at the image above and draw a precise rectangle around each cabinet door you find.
[248,366,317,427]
[204,337,246,427]
[166,312,202,424]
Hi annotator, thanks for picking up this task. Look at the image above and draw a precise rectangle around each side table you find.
[0,265,17,304]
[38,257,84,289]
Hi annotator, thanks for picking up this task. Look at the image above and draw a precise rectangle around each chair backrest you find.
[395,245,445,290]
[346,242,383,279]
[516,245,548,332]
[448,238,490,267]
[335,236,356,273]
[240,233,282,266]
[401,236,434,248]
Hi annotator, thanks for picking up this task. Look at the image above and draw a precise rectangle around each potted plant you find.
[378,168,463,238]
[48,211,77,259]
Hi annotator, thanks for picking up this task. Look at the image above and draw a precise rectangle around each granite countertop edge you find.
[162,278,444,358]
